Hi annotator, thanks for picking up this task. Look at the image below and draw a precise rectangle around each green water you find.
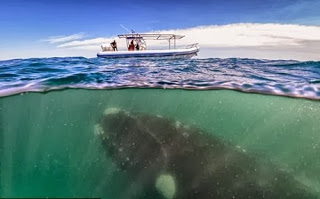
[0,89,320,198]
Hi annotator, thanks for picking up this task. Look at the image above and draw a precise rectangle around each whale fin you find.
[155,174,176,199]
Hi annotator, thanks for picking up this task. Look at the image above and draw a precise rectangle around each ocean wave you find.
[0,57,320,99]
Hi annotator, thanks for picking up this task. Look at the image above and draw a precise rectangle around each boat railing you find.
[186,43,199,49]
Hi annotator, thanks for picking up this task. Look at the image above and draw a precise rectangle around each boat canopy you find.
[118,33,185,40]
[118,33,185,50]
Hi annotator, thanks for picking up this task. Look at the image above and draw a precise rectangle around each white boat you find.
[97,33,199,59]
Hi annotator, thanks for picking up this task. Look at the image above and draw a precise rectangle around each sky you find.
[0,0,319,60]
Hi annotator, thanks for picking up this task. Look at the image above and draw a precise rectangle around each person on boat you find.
[110,40,117,51]
[128,40,135,51]
[135,43,140,51]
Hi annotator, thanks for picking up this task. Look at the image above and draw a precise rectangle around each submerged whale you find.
[95,108,316,199]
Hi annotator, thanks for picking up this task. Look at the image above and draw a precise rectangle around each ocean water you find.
[0,57,320,198]
[1,57,320,99]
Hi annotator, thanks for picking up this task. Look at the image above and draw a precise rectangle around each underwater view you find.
[1,58,320,198]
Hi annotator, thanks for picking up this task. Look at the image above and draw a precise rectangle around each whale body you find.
[96,108,316,199]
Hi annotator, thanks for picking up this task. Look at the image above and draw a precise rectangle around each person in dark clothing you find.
[110,40,117,51]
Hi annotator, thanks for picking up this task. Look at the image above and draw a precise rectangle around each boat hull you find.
[97,47,199,59]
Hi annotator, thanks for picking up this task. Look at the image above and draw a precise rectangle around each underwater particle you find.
[155,174,176,199]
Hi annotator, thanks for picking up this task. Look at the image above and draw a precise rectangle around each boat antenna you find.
[120,24,134,33]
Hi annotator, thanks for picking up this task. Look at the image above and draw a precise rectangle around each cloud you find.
[45,23,320,60]
[57,37,113,48]
[57,23,320,48]
[44,33,86,44]
[153,23,320,48]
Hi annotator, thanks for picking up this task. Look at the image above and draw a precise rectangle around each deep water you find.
[1,89,320,198]
[1,57,320,198]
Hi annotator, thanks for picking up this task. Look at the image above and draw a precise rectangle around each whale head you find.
[98,108,167,177]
